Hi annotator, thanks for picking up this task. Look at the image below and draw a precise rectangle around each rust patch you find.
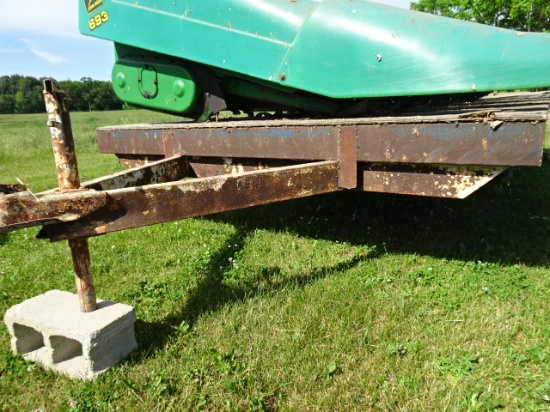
[116,155,166,169]
[39,161,340,241]
[338,127,357,189]
[0,189,108,234]
[98,114,546,168]
[43,79,97,312]
[189,158,302,178]
[44,80,81,190]
[358,163,505,198]
[0,184,27,194]
[83,155,193,190]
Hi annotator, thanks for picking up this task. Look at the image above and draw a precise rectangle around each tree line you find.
[411,0,550,32]
[0,75,122,114]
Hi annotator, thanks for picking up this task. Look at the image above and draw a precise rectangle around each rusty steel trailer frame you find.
[2,91,549,239]
[0,83,549,311]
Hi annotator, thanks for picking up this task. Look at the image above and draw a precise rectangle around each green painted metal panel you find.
[112,58,199,113]
[284,2,550,97]
[80,0,295,83]
[79,0,550,100]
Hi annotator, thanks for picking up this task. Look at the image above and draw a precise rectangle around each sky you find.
[0,0,412,82]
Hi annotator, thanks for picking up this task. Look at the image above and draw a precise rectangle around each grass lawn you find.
[0,110,549,411]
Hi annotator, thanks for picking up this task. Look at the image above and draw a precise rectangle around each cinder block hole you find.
[50,335,83,364]
[12,323,45,354]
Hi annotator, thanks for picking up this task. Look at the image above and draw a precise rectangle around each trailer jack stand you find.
[3,80,137,379]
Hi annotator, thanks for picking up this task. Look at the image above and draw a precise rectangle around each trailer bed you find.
[96,91,550,198]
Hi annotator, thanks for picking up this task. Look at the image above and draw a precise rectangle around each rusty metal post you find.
[43,79,97,312]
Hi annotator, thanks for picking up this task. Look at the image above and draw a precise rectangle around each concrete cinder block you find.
[3,290,137,380]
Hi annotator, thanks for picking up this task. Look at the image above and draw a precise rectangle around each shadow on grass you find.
[133,223,379,353]
[0,233,9,246]
[133,161,550,355]
[208,162,550,268]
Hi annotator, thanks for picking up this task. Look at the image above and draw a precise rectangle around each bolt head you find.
[115,72,126,88]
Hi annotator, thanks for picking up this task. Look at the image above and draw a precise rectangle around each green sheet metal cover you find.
[79,0,550,98]
[112,58,198,113]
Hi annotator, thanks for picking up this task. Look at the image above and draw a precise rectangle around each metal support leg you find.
[43,79,97,312]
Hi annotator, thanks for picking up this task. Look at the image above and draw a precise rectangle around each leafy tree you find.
[0,93,15,113]
[0,75,122,114]
[0,76,16,95]
[59,80,85,111]
[410,0,550,32]
[14,90,30,114]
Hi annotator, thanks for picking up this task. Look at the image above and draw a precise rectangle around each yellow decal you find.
[88,10,109,31]
[85,0,104,14]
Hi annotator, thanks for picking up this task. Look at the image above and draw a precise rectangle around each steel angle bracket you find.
[359,163,507,199]
[38,160,339,241]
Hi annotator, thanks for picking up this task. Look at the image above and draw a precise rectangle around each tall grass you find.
[0,111,549,411]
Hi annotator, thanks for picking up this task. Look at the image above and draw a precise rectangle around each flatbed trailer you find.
[2,90,549,238]
[0,84,549,310]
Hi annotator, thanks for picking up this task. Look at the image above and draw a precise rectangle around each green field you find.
[1,111,549,411]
